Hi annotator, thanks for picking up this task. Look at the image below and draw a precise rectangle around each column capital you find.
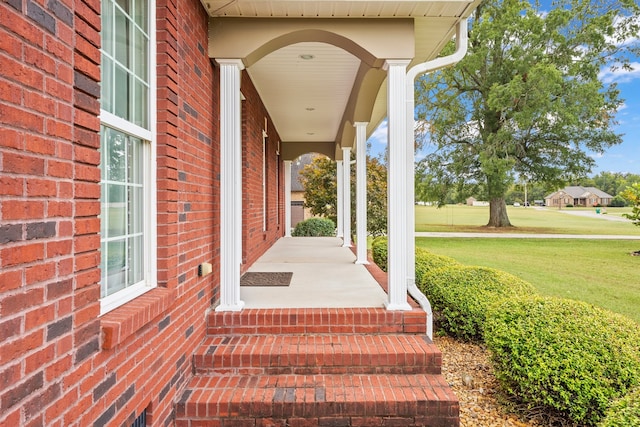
[383,59,411,71]
[215,58,246,70]
[353,121,369,127]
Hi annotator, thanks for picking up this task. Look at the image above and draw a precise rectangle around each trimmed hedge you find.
[600,387,640,427]
[421,266,535,340]
[371,237,388,271]
[485,296,640,426]
[292,217,335,237]
[414,248,460,286]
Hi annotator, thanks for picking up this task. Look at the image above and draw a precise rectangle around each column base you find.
[384,301,412,311]
[215,301,245,312]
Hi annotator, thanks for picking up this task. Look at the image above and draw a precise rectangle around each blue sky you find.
[368,5,640,176]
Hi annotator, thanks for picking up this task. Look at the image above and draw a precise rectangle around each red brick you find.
[0,268,23,293]
[3,152,45,175]
[1,242,45,267]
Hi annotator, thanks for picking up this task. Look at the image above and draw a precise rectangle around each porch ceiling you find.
[203,0,478,159]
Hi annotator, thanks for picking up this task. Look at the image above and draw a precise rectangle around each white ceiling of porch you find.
[246,42,360,143]
[202,0,478,158]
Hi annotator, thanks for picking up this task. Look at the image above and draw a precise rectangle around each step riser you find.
[176,415,460,426]
[195,365,441,375]
[192,335,442,376]
[176,374,458,424]
[207,308,426,336]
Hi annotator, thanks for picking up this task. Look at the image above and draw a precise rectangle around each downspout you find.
[405,19,469,340]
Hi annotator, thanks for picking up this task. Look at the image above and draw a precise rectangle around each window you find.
[100,0,156,314]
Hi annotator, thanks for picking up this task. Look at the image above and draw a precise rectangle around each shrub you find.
[292,217,335,236]
[609,194,628,207]
[371,236,388,271]
[421,266,535,340]
[414,248,460,286]
[600,387,640,427]
[485,296,640,426]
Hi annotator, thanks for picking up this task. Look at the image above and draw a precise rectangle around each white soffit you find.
[247,42,361,143]
[201,0,473,18]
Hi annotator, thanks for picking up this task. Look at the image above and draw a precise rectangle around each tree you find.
[622,183,640,226]
[415,0,639,227]
[298,154,388,237]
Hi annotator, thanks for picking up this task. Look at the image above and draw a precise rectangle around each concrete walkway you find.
[415,232,640,239]
[240,237,388,308]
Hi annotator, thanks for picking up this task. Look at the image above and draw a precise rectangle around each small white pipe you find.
[405,18,469,340]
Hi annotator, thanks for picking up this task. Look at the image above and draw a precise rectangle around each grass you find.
[415,205,638,235]
[416,237,640,323]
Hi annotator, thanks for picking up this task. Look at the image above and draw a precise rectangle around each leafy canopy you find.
[415,0,640,227]
[298,154,388,237]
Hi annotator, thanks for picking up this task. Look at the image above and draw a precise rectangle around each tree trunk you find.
[487,197,513,227]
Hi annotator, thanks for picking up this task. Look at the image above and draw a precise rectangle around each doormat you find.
[240,272,293,286]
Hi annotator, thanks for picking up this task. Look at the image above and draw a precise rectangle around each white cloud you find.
[367,120,388,145]
[599,62,640,84]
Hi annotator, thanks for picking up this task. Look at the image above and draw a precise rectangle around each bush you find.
[600,387,640,427]
[485,296,640,426]
[565,203,574,207]
[414,248,460,286]
[609,194,628,207]
[421,266,535,340]
[371,237,388,271]
[292,217,335,236]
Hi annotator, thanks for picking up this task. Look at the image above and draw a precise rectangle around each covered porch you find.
[240,237,387,308]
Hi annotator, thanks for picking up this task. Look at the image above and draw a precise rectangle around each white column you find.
[284,160,292,237]
[405,72,417,305]
[215,59,245,312]
[354,122,369,264]
[385,59,412,311]
[342,147,352,247]
[336,160,344,238]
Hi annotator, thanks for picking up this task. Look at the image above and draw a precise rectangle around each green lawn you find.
[416,237,640,323]
[415,205,638,235]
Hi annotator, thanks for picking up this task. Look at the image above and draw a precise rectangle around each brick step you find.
[193,334,442,375]
[207,307,427,336]
[175,373,459,427]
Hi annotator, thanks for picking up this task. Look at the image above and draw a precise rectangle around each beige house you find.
[545,186,614,207]
[290,153,317,227]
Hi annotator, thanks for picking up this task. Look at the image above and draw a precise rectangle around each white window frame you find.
[99,0,157,315]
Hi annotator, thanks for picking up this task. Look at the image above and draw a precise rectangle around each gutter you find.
[405,18,469,340]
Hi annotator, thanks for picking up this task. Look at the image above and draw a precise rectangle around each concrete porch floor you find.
[241,237,388,308]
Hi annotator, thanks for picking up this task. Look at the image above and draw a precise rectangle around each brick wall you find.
[0,0,225,425]
[241,71,285,269]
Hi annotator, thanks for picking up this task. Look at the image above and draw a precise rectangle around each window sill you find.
[100,287,176,350]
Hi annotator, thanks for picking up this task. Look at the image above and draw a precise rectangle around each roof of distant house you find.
[291,153,317,192]
[545,186,613,199]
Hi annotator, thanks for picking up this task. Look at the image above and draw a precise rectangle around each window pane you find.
[114,7,129,68]
[107,128,126,181]
[128,235,144,285]
[107,184,126,236]
[100,242,107,298]
[128,136,142,184]
[101,54,113,114]
[116,0,129,14]
[128,186,143,234]
[114,64,130,120]
[134,27,148,82]
[134,0,147,32]
[132,78,148,129]
[102,1,114,56]
[106,239,127,296]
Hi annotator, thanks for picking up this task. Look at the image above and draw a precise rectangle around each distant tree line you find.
[416,171,640,207]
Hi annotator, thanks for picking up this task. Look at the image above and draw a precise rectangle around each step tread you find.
[193,334,441,374]
[177,373,458,419]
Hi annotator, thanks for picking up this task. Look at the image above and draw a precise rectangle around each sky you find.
[368,5,640,176]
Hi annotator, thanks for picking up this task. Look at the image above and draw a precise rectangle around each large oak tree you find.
[416,0,639,227]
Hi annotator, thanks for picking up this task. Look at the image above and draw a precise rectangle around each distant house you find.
[466,196,476,206]
[290,154,317,227]
[545,186,614,207]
